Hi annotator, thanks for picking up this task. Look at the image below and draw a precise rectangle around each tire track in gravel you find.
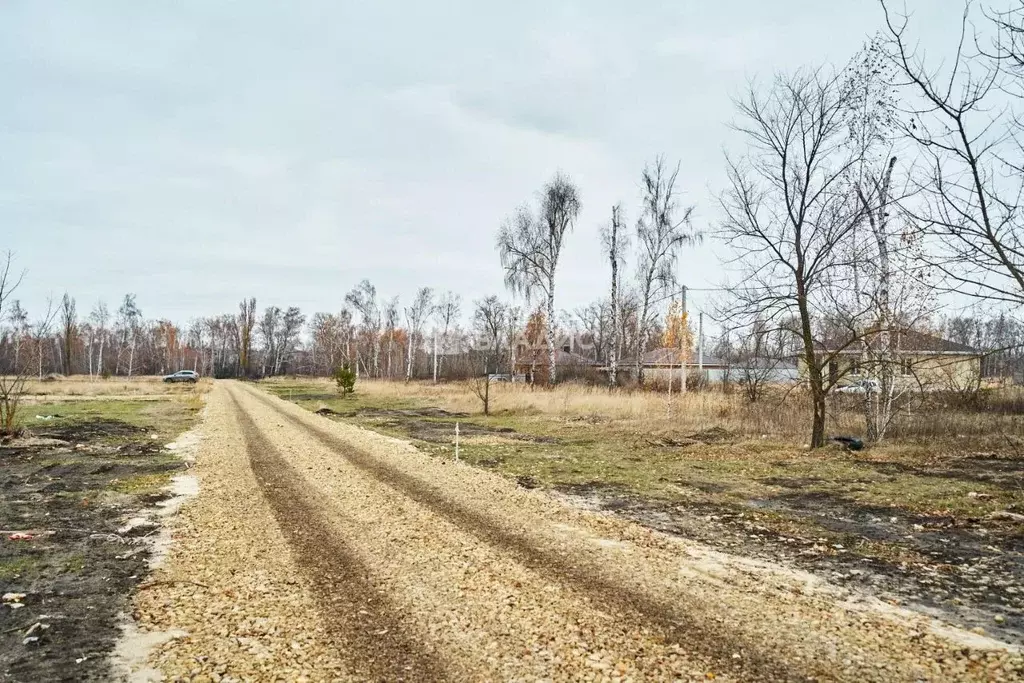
[228,390,448,683]
[239,384,800,681]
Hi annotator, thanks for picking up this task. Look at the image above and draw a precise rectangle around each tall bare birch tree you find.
[346,280,381,377]
[433,291,461,382]
[601,204,628,386]
[89,302,109,377]
[497,172,580,385]
[116,294,142,378]
[633,157,700,384]
[404,287,433,381]
[842,40,934,442]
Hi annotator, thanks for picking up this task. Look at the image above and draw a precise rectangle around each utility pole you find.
[698,311,704,383]
[680,286,687,394]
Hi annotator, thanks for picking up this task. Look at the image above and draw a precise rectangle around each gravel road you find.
[130,382,1024,682]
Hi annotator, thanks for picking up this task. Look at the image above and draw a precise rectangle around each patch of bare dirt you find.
[0,419,187,682]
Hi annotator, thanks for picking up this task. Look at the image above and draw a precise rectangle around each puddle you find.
[112,620,187,683]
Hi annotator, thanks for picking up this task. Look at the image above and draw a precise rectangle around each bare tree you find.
[719,68,863,448]
[573,300,612,364]
[238,297,257,377]
[385,294,399,376]
[29,297,57,380]
[346,280,382,377]
[116,294,143,378]
[0,252,25,322]
[725,319,785,402]
[258,306,282,377]
[59,293,77,376]
[473,296,509,367]
[88,302,110,377]
[7,300,29,370]
[0,255,27,434]
[633,157,700,385]
[601,204,628,386]
[433,291,461,382]
[503,305,522,376]
[843,39,935,441]
[275,307,304,375]
[404,287,434,381]
[498,172,581,385]
[468,298,505,414]
[310,310,352,376]
[881,2,1024,305]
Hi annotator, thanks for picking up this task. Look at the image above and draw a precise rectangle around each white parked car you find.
[836,378,880,395]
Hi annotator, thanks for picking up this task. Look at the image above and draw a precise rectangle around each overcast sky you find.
[1,1,957,325]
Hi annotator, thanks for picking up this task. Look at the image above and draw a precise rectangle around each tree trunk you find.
[433,331,438,383]
[609,240,619,388]
[546,285,557,385]
[405,333,414,381]
[373,336,381,378]
[635,299,649,387]
[97,336,105,376]
[484,375,490,415]
[797,282,827,448]
[811,390,827,448]
[386,333,394,379]
[128,340,135,378]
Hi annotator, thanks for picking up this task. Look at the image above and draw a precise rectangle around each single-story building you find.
[616,348,731,387]
[730,358,801,384]
[803,328,981,390]
[513,348,600,384]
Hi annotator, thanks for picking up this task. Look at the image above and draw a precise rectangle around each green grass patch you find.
[109,473,172,495]
[0,555,38,580]
[17,397,199,444]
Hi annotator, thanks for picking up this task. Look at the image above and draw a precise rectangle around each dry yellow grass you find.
[271,376,1024,447]
[12,375,213,402]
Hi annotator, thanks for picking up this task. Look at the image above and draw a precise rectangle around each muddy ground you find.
[315,406,557,443]
[0,419,186,682]
[554,474,1024,644]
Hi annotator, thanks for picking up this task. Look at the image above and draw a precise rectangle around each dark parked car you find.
[163,370,199,383]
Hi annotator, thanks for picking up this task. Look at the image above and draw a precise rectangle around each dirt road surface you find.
[130,382,1023,681]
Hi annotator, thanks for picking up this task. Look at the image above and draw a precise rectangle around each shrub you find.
[333,364,356,395]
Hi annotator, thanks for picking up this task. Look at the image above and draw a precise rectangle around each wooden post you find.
[455,422,460,461]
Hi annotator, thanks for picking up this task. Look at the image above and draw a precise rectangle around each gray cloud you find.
[1,1,955,324]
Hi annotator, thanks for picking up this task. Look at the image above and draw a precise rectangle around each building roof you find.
[819,328,979,355]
